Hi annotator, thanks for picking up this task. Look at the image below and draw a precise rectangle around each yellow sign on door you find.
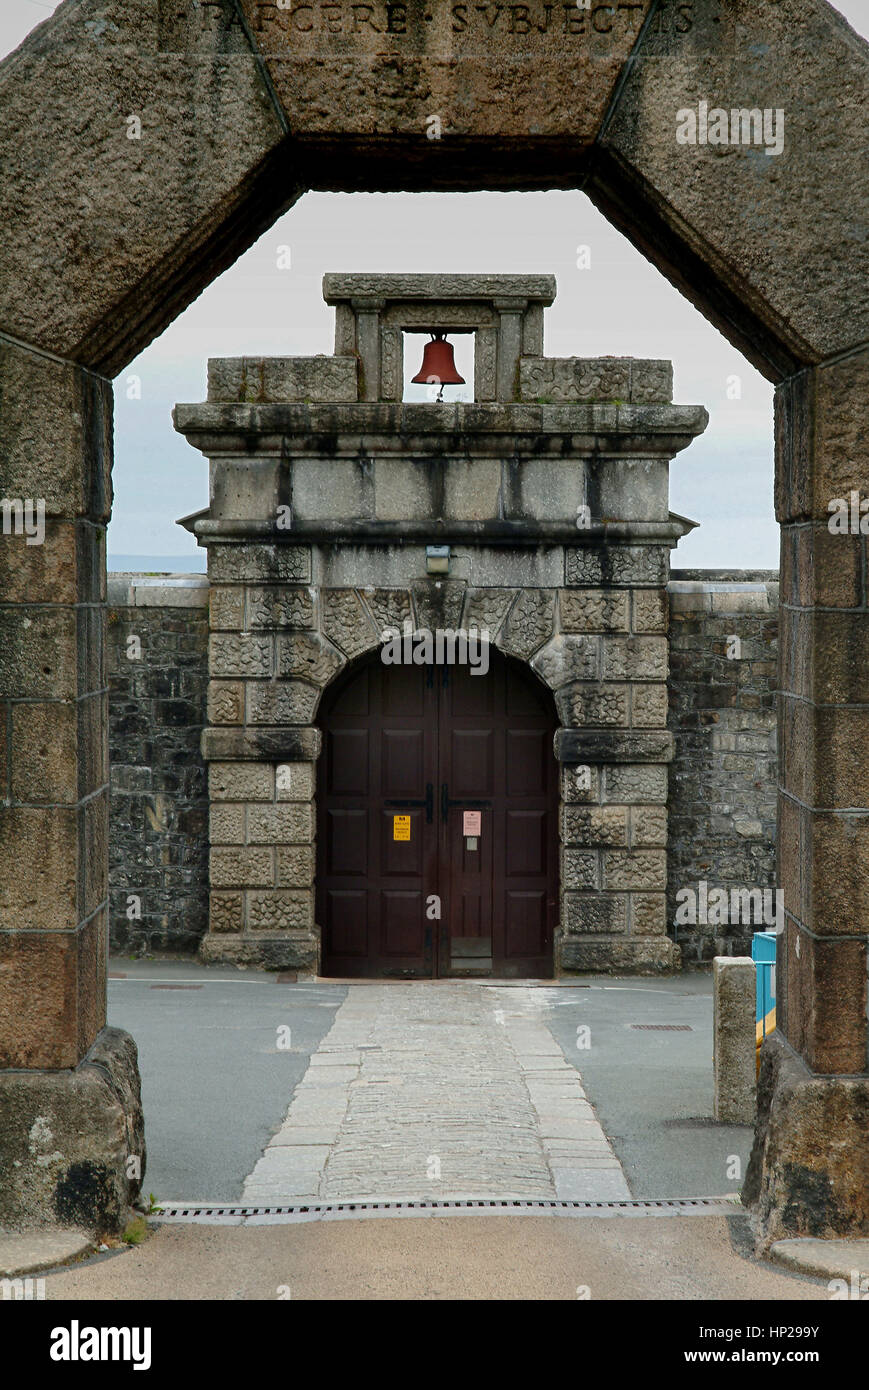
[393,815,411,841]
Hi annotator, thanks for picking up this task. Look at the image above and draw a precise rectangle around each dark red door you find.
[318,649,556,978]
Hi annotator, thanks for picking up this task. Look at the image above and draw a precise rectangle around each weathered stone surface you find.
[210,846,274,890]
[209,805,244,846]
[713,957,756,1124]
[209,762,274,802]
[208,545,311,585]
[565,546,667,587]
[199,933,318,971]
[560,937,678,974]
[321,589,379,658]
[248,890,314,931]
[411,580,466,636]
[277,632,345,685]
[564,893,628,935]
[531,635,599,688]
[246,586,316,630]
[744,1033,869,1242]
[202,726,321,762]
[209,632,273,678]
[361,587,413,635]
[0,1027,143,1234]
[632,588,668,633]
[499,590,556,659]
[603,850,666,891]
[247,680,319,724]
[563,806,628,849]
[208,356,358,403]
[209,587,245,630]
[561,589,629,633]
[248,803,314,845]
[604,635,668,681]
[597,0,869,368]
[277,845,315,888]
[520,357,673,404]
[207,680,244,724]
[0,0,290,369]
[276,763,316,801]
[631,683,668,727]
[556,683,629,727]
[555,729,674,764]
[562,849,598,891]
[210,892,243,933]
[461,588,517,637]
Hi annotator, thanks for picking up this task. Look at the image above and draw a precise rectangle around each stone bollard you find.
[713,957,757,1124]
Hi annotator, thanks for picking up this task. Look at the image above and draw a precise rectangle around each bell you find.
[412,333,465,398]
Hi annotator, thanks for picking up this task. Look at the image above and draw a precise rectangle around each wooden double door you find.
[318,648,557,978]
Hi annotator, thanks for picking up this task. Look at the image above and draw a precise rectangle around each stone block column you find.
[745,351,869,1241]
[0,339,143,1232]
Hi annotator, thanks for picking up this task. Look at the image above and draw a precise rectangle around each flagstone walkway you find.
[242,983,630,1204]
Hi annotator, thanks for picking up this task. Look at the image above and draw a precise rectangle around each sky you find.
[3,1,867,572]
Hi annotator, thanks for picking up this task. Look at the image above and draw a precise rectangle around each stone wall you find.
[667,571,779,963]
[106,570,780,964]
[107,575,209,955]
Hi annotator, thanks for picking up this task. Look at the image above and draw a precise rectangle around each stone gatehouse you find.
[168,273,713,976]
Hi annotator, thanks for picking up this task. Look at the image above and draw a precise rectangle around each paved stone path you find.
[242,984,630,1203]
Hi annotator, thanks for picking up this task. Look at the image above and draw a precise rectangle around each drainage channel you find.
[152,1195,743,1226]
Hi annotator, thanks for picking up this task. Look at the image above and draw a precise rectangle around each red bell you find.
[412,333,465,397]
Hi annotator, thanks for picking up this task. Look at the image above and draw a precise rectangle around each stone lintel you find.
[323,274,557,305]
[201,726,321,762]
[555,730,674,764]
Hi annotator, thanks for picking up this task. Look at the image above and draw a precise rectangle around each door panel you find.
[319,648,556,978]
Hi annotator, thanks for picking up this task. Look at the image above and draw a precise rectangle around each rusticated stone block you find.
[565,546,667,588]
[199,933,318,971]
[209,805,244,846]
[631,806,667,848]
[499,590,556,660]
[207,355,357,403]
[362,587,412,635]
[633,589,668,634]
[532,635,599,689]
[207,681,243,725]
[210,892,243,933]
[247,680,319,725]
[603,850,666,891]
[9,701,79,804]
[277,632,344,685]
[209,587,245,630]
[208,545,311,584]
[520,356,630,403]
[321,588,378,658]
[604,635,667,681]
[247,803,314,845]
[562,849,598,891]
[561,765,600,804]
[248,890,314,931]
[209,632,272,679]
[202,726,321,762]
[555,730,674,764]
[630,893,667,935]
[276,763,315,801]
[411,580,467,636]
[603,765,667,804]
[461,588,517,638]
[561,589,629,633]
[556,683,629,727]
[564,893,628,935]
[631,684,668,727]
[560,937,678,974]
[563,805,628,848]
[210,846,273,890]
[277,845,315,888]
[246,586,316,630]
[209,762,273,802]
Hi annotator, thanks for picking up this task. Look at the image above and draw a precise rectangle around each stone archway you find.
[0,0,867,1240]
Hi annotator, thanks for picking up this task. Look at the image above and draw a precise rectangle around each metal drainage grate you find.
[150,1195,741,1226]
[630,1024,693,1031]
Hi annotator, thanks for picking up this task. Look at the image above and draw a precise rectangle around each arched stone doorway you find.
[318,645,558,979]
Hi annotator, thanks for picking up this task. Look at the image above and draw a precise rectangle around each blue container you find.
[752,930,777,1037]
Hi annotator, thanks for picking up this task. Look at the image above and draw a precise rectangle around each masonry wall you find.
[106,570,780,963]
[667,571,779,963]
[107,576,209,955]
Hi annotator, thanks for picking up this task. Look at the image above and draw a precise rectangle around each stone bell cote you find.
[323,273,556,402]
